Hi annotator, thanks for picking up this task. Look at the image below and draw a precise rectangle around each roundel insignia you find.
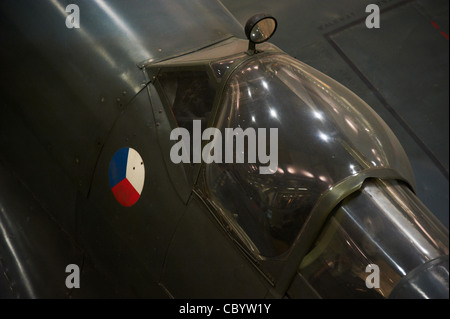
[109,148,145,207]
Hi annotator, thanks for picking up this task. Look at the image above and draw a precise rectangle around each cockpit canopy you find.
[148,45,415,258]
[204,54,415,257]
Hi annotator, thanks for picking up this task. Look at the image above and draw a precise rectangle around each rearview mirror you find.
[245,13,277,53]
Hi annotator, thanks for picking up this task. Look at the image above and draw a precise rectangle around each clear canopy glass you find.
[205,54,415,257]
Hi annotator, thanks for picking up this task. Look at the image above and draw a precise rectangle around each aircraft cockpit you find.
[143,15,448,298]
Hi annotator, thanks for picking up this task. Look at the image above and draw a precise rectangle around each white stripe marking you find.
[126,148,145,195]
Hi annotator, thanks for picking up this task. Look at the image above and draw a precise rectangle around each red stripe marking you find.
[431,21,449,40]
[112,178,140,207]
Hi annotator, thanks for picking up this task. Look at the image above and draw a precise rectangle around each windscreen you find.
[298,179,448,298]
[204,54,415,257]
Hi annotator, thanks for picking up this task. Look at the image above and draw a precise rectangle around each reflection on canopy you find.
[205,54,415,257]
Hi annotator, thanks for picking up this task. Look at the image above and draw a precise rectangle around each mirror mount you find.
[247,41,257,56]
[244,13,277,55]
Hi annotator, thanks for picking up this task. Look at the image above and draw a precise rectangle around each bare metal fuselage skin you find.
[0,0,448,298]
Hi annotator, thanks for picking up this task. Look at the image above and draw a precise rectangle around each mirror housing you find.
[245,13,277,54]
